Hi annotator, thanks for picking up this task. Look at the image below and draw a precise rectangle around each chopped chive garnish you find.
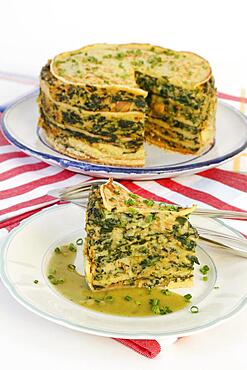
[145,215,153,223]
[33,280,39,284]
[114,190,120,195]
[161,306,172,314]
[190,305,199,313]
[48,273,64,285]
[128,207,139,215]
[160,204,178,211]
[176,217,187,226]
[67,264,76,271]
[200,265,210,275]
[129,193,138,199]
[161,289,172,296]
[150,299,172,315]
[184,294,192,301]
[76,238,83,246]
[145,214,156,223]
[54,247,61,254]
[187,255,200,265]
[203,276,208,281]
[159,202,167,207]
[143,199,154,207]
[51,278,64,285]
[124,295,132,301]
[69,243,77,252]
[147,287,152,295]
[105,295,114,302]
[150,299,161,314]
[116,52,125,59]
[135,300,141,306]
[124,198,136,206]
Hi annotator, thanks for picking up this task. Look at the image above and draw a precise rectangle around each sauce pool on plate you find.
[47,244,189,317]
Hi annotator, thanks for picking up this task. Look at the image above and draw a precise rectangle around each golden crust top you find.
[100,178,196,215]
[51,43,212,91]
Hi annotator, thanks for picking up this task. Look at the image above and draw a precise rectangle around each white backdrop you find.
[0,0,246,93]
[1,1,247,369]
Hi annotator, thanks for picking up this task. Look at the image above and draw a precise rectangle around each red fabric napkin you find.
[114,338,161,358]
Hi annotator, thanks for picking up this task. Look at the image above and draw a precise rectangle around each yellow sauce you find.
[47,245,189,317]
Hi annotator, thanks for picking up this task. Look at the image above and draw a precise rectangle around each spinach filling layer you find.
[40,93,145,137]
[146,122,201,145]
[40,110,144,150]
[147,93,216,125]
[135,71,216,109]
[145,130,201,152]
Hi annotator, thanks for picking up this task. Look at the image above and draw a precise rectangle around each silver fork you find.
[47,179,247,221]
[196,227,247,257]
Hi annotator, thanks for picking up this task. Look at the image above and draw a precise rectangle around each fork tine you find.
[62,180,105,196]
[65,199,88,207]
[48,179,107,200]
[62,186,92,198]
[194,209,247,220]
[61,192,90,200]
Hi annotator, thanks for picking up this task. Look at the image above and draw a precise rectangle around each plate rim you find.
[2,91,247,175]
[1,203,247,339]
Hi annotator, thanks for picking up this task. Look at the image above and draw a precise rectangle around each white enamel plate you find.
[2,92,247,180]
[1,203,247,339]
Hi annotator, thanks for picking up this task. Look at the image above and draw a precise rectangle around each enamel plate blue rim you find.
[2,91,247,175]
[1,203,247,339]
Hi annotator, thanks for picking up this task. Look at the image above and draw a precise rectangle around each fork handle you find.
[198,227,247,252]
[199,235,247,258]
[198,227,246,244]
[194,209,247,220]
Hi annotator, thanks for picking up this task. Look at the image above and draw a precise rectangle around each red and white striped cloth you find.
[0,122,246,232]
[0,73,247,357]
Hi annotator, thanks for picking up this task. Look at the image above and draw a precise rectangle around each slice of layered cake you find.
[84,179,199,290]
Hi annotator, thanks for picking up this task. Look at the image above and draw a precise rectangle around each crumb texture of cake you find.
[38,44,217,166]
[84,179,199,290]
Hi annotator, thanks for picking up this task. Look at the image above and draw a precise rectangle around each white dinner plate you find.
[2,91,247,180]
[1,202,247,339]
